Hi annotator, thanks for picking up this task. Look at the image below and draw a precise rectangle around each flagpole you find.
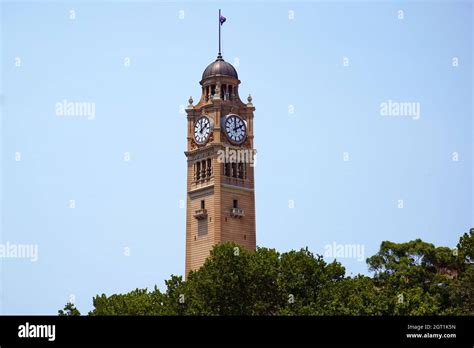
[218,9,221,57]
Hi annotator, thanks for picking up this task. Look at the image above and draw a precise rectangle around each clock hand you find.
[199,121,205,134]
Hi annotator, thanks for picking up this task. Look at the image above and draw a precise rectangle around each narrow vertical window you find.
[207,158,212,177]
[201,160,206,178]
[232,163,237,178]
[238,162,244,179]
[196,162,201,180]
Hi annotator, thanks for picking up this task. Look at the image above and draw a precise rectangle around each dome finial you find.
[246,94,254,107]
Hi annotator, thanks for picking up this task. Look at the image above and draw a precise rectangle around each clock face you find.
[194,116,211,144]
[224,114,247,144]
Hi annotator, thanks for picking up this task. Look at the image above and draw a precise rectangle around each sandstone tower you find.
[184,15,256,274]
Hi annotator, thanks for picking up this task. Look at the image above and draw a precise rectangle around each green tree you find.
[366,229,473,315]
[61,229,473,316]
[182,243,285,315]
[58,302,81,316]
[89,287,167,315]
[447,228,474,314]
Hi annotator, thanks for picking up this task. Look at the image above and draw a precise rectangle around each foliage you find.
[60,228,474,316]
[58,302,81,316]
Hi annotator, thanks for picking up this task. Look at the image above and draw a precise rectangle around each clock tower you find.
[184,16,256,275]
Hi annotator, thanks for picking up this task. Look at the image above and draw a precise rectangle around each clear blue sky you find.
[1,0,472,314]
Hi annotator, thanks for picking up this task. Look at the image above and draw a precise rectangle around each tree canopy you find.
[60,228,473,316]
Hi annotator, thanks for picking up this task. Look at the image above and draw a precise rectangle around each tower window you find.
[201,160,206,179]
[233,199,238,208]
[196,162,201,180]
[207,158,212,177]
[201,200,205,209]
[231,163,237,178]
[224,163,231,176]
[238,162,244,179]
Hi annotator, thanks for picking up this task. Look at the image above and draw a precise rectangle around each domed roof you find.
[202,54,238,80]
